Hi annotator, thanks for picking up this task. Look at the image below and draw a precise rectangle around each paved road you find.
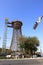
[0,58,43,65]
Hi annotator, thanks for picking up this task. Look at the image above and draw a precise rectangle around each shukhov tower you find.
[7,20,22,51]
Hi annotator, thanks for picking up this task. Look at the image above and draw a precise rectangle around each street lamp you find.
[33,16,43,29]
[33,15,43,57]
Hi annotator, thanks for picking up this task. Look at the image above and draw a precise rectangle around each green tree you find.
[19,36,39,55]
[19,35,27,54]
[0,48,2,53]
[25,37,39,55]
[6,49,12,54]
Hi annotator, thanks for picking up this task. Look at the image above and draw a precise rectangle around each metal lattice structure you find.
[7,20,22,51]
[2,18,8,54]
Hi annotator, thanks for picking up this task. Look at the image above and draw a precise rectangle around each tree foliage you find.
[19,36,40,55]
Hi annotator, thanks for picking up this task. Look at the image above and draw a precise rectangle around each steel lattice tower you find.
[2,18,8,54]
[7,20,22,51]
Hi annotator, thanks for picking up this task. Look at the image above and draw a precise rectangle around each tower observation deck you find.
[7,20,23,51]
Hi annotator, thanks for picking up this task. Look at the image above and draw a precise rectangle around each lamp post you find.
[33,16,43,57]
[33,16,43,29]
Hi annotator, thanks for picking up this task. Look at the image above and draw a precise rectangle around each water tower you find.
[7,20,22,51]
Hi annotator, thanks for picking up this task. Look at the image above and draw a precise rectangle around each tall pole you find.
[33,16,43,56]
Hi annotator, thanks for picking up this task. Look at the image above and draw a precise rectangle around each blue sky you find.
[0,0,43,52]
